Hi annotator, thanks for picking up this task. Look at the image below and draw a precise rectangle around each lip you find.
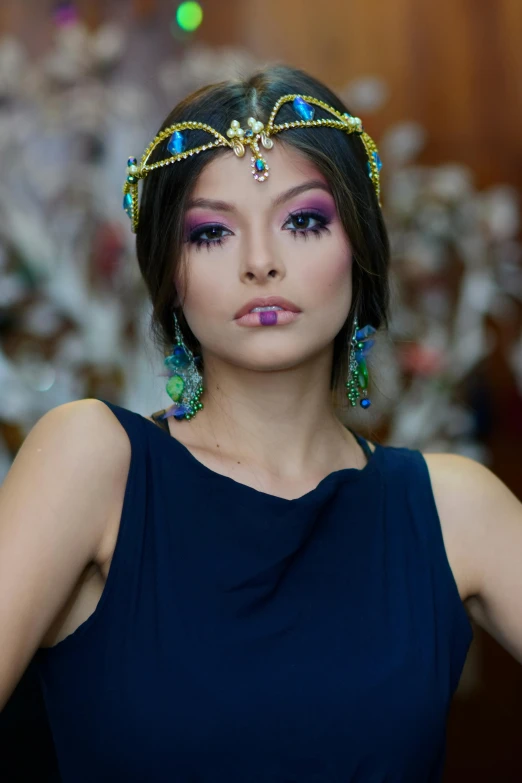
[234,296,302,320]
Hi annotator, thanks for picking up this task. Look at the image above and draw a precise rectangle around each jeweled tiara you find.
[123,93,383,233]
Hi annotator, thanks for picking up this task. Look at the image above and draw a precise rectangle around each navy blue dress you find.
[34,399,473,782]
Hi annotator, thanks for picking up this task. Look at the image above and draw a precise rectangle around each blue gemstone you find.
[355,339,375,362]
[245,129,253,137]
[167,130,185,155]
[356,325,376,341]
[255,158,265,171]
[173,405,190,419]
[293,96,314,121]
[373,151,382,171]
[123,192,133,218]
[127,156,137,166]
[360,398,371,409]
[164,345,190,371]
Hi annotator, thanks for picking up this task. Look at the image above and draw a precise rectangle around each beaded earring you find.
[346,315,376,409]
[162,312,204,421]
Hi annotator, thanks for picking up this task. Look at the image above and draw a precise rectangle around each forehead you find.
[188,141,330,201]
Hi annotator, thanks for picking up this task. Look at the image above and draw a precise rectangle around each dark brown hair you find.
[135,63,390,410]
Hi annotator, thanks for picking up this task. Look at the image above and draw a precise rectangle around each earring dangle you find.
[346,315,376,409]
[162,312,204,421]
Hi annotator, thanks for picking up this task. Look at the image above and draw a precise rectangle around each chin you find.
[232,341,327,372]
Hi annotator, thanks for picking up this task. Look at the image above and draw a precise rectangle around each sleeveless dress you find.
[33,398,473,783]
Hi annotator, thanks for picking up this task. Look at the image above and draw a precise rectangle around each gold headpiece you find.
[123,94,382,233]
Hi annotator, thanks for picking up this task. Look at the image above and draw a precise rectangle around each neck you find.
[183,350,361,482]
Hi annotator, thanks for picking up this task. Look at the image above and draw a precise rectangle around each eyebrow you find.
[185,179,332,213]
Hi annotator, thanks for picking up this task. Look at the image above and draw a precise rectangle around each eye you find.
[283,209,331,240]
[187,224,232,251]
[186,209,331,251]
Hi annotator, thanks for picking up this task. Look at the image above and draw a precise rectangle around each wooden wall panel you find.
[238,0,522,189]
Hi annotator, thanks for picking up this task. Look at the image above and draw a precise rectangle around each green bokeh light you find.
[176,1,203,32]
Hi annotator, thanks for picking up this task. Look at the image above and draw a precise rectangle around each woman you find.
[1,63,521,782]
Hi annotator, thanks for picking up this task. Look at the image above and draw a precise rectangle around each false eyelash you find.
[193,234,226,251]
[188,209,331,251]
[286,209,331,241]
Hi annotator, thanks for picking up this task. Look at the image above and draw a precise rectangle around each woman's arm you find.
[427,452,522,664]
[0,400,124,711]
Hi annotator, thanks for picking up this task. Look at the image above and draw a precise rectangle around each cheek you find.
[178,262,230,327]
[175,249,209,303]
[304,241,352,297]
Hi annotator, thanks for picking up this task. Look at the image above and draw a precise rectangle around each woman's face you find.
[177,141,353,373]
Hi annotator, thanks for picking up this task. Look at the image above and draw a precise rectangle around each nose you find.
[239,226,286,284]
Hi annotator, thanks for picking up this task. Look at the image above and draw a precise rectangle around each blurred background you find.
[0,0,521,780]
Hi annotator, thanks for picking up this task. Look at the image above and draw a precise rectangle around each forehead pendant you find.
[226,116,274,182]
[223,97,320,183]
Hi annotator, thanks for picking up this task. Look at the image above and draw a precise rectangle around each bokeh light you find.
[53,1,79,26]
[175,1,203,32]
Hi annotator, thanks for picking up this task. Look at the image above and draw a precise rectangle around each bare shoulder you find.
[36,397,129,443]
[11,398,130,485]
[423,450,522,662]
[420,452,484,603]
[22,399,133,567]
[73,400,134,565]
[51,399,132,511]
[421,451,511,603]
[68,397,132,452]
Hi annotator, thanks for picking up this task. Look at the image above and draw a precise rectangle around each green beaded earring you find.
[163,312,204,421]
[346,315,376,409]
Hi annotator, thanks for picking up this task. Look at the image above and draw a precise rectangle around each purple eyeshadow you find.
[185,219,213,235]
[183,194,337,239]
[291,198,336,222]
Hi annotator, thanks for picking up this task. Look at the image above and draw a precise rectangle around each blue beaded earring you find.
[162,312,204,421]
[346,315,376,409]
